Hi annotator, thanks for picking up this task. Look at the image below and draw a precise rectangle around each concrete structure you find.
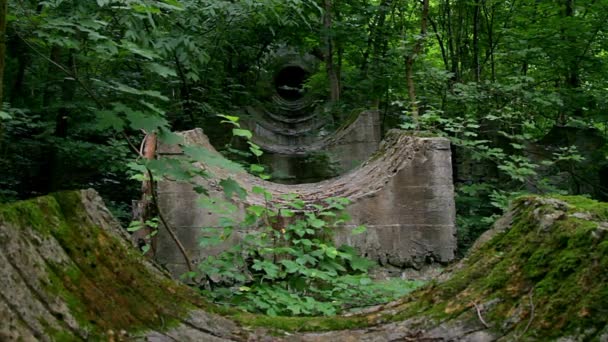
[242,50,382,183]
[252,110,383,183]
[156,129,457,276]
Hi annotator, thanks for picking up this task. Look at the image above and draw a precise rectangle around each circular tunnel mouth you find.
[274,66,309,102]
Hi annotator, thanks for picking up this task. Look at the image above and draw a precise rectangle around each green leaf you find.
[280,209,295,217]
[253,260,280,278]
[146,63,177,78]
[308,218,325,229]
[121,41,160,60]
[289,200,305,210]
[325,247,339,259]
[287,305,301,315]
[280,260,300,273]
[0,111,12,120]
[105,81,169,101]
[247,205,266,217]
[218,114,240,126]
[296,255,317,266]
[182,146,244,171]
[359,277,372,285]
[158,129,184,145]
[352,225,367,235]
[250,164,265,173]
[350,256,375,272]
[220,178,247,200]
[252,186,266,195]
[127,221,143,232]
[95,110,125,131]
[157,0,184,11]
[250,146,264,157]
[125,109,168,132]
[233,128,253,140]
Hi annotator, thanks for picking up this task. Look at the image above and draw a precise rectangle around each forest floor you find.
[1,190,607,341]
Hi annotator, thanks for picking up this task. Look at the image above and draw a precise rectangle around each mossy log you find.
[1,190,607,341]
[0,190,246,341]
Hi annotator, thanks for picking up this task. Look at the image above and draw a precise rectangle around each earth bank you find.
[0,190,607,341]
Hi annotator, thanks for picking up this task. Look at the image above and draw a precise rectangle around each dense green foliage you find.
[0,0,607,317]
[196,194,423,316]
[176,114,424,316]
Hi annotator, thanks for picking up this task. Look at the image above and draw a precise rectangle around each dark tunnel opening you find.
[274,66,309,101]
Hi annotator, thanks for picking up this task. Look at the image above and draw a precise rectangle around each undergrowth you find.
[191,193,424,316]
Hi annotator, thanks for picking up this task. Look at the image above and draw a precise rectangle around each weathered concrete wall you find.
[335,138,456,268]
[243,49,383,184]
[327,110,382,172]
[156,129,456,276]
[259,110,382,183]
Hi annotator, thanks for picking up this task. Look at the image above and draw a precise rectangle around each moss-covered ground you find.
[376,195,608,340]
[198,195,608,338]
[0,192,210,340]
[1,193,606,340]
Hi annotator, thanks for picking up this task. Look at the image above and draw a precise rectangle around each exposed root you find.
[472,301,490,329]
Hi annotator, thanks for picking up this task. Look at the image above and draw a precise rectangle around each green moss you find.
[6,191,209,339]
[229,313,369,332]
[5,192,607,339]
[0,196,62,235]
[379,195,608,339]
[553,195,608,220]
[297,195,607,338]
[39,317,79,342]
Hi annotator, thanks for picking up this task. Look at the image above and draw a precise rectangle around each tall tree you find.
[405,0,429,122]
[0,0,7,153]
[0,0,7,104]
[324,0,340,103]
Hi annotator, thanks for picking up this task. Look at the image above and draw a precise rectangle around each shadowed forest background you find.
[1,1,608,339]
[1,0,607,253]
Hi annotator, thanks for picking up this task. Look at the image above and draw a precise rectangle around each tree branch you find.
[147,168,194,272]
[472,301,490,329]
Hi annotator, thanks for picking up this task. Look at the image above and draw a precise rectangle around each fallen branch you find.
[472,301,490,329]
[147,168,194,272]
[520,290,535,338]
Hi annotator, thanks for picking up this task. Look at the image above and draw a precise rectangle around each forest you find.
[2,0,607,234]
[0,0,608,340]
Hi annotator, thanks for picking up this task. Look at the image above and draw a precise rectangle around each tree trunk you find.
[482,1,496,82]
[446,0,459,82]
[132,133,158,257]
[429,15,449,71]
[472,0,481,82]
[361,0,392,105]
[559,0,582,124]
[9,38,29,105]
[335,0,343,95]
[48,54,77,192]
[0,0,7,151]
[0,0,6,105]
[324,0,340,104]
[405,0,429,123]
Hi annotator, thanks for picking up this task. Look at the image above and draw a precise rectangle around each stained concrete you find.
[258,110,382,183]
[243,51,382,184]
[156,128,457,276]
